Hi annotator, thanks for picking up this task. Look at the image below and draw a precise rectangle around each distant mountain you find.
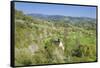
[27,13,67,21]
[27,13,96,24]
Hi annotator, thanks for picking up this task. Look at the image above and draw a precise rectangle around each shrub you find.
[15,48,33,66]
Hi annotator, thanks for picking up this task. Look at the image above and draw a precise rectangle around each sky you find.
[15,2,96,18]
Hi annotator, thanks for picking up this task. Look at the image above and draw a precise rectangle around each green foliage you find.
[15,48,33,66]
[15,10,97,66]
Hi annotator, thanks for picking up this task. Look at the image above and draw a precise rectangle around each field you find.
[14,10,97,66]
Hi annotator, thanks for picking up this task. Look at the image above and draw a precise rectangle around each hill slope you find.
[15,10,97,66]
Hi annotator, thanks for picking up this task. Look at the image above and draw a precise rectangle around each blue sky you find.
[15,2,96,18]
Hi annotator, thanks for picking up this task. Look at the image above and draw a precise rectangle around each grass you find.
[14,10,97,66]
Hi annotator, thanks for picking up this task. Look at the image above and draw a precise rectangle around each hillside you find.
[15,10,97,66]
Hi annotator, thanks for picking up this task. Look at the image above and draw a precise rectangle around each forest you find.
[15,10,97,66]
